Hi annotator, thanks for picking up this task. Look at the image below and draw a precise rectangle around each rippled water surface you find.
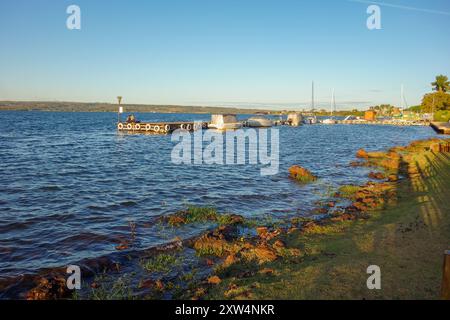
[0,111,438,278]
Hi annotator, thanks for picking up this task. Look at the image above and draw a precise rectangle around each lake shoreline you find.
[202,137,450,300]
[3,137,448,300]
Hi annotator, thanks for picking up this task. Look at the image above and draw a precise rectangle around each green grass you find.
[292,174,317,184]
[216,214,238,226]
[195,246,227,257]
[338,185,360,199]
[140,253,181,274]
[185,206,218,223]
[89,274,134,300]
[205,144,450,300]
[434,110,450,122]
[167,206,248,227]
[167,206,219,226]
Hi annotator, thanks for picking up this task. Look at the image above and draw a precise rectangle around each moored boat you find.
[286,113,303,126]
[322,118,337,124]
[209,114,243,130]
[246,114,273,127]
[321,88,337,124]
[304,116,318,124]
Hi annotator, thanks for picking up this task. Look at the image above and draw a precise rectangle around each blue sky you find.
[0,0,449,110]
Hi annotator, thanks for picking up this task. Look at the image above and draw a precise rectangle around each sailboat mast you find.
[331,88,335,116]
[334,90,336,114]
[312,81,315,111]
[401,84,404,110]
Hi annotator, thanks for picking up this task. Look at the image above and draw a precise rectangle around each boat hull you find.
[208,123,244,130]
[304,117,318,124]
[246,119,273,127]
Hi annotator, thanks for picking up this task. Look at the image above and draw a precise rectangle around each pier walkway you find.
[431,122,450,135]
[117,121,208,134]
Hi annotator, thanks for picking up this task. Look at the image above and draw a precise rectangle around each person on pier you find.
[126,114,137,123]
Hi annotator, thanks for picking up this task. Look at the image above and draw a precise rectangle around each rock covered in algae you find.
[356,149,369,159]
[288,165,317,184]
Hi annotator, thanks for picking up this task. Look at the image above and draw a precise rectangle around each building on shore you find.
[392,107,402,117]
[364,110,377,121]
[401,110,421,121]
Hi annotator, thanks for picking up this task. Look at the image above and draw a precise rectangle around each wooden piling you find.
[442,250,450,300]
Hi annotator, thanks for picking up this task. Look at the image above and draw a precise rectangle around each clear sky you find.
[0,0,449,110]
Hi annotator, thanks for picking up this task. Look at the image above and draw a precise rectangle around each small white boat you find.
[344,115,355,121]
[322,118,337,124]
[322,88,337,124]
[209,114,243,130]
[246,115,273,127]
[286,113,303,127]
[304,116,318,124]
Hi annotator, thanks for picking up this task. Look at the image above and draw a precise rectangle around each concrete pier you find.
[431,122,450,135]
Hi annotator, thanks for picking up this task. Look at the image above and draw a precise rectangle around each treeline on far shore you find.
[0,101,276,115]
[0,101,370,116]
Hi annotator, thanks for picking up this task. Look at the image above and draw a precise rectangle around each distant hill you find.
[0,101,277,114]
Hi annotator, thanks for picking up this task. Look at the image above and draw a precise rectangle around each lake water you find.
[0,111,438,280]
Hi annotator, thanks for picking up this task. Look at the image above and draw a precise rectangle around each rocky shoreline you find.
[1,137,449,300]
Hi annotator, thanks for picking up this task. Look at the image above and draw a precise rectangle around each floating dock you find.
[117,117,435,134]
[117,121,208,134]
[431,122,450,135]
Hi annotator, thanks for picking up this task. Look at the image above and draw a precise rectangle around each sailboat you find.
[322,88,337,124]
[400,84,408,110]
[304,81,318,124]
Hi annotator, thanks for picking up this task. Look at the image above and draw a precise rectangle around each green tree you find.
[431,75,450,93]
[369,104,396,116]
[407,105,422,113]
[421,91,450,113]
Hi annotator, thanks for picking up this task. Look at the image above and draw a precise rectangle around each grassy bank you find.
[205,139,450,300]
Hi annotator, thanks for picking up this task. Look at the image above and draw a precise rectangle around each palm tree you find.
[117,96,122,105]
[431,75,450,92]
